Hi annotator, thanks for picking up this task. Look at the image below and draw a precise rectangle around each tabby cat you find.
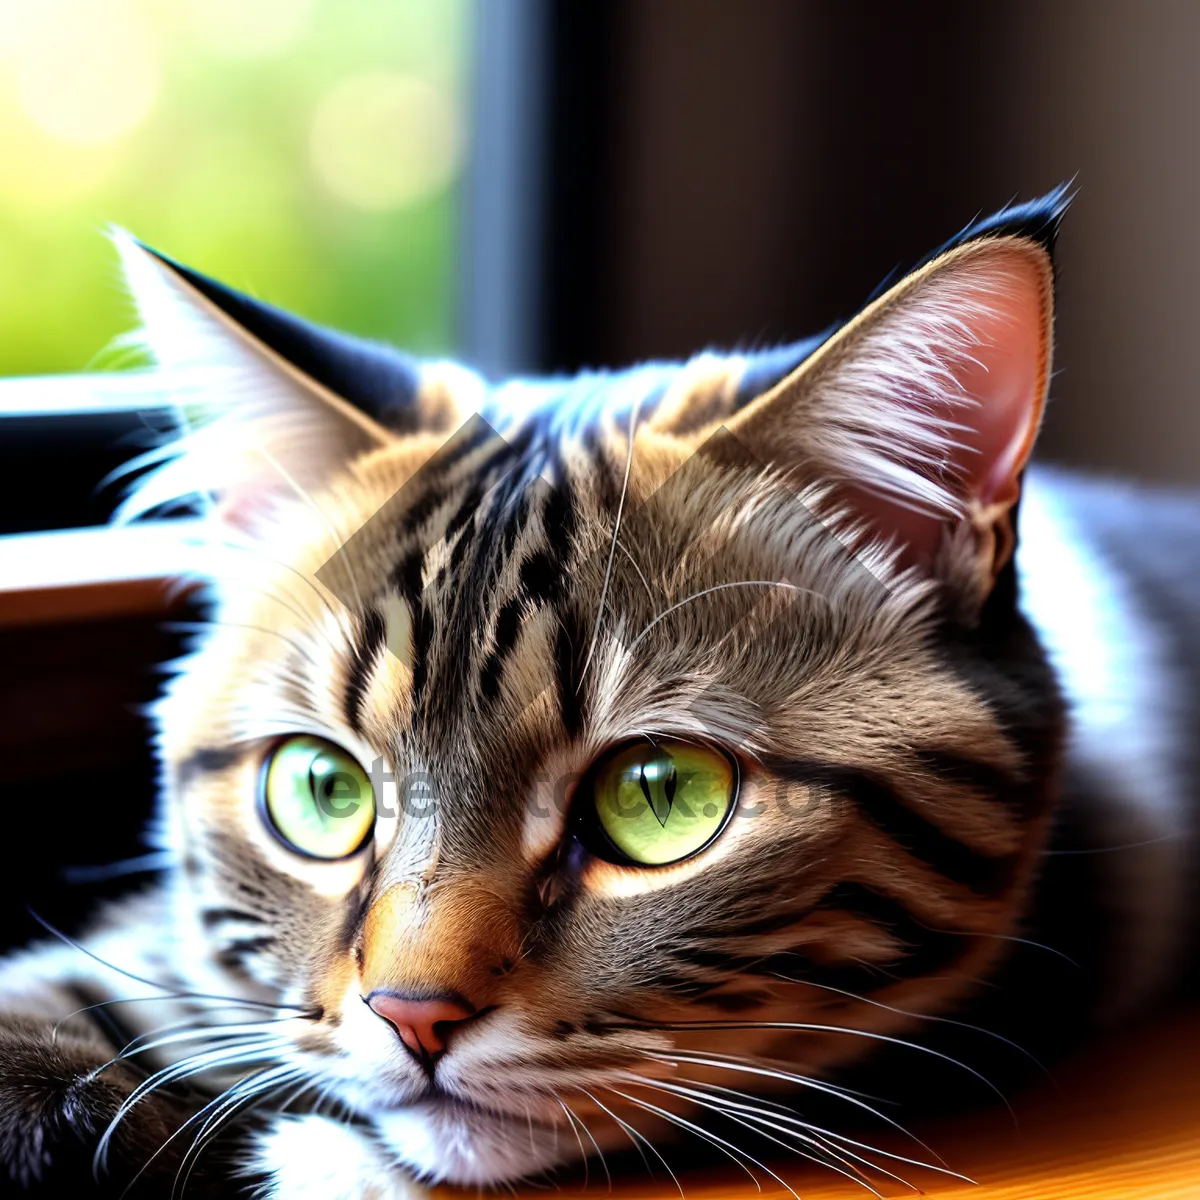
[0,189,1194,1197]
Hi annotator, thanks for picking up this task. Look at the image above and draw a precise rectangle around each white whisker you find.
[580,1088,684,1199]
[556,1099,592,1190]
[635,1073,975,1193]
[579,393,644,691]
[52,996,288,1043]
[616,541,658,615]
[95,1039,287,1176]
[30,910,312,1015]
[675,1076,970,1183]
[771,972,1051,1079]
[643,1050,934,1155]
[607,1087,800,1200]
[173,1063,301,1197]
[625,581,829,658]
[618,1076,884,1197]
[108,1019,297,1067]
[640,1019,1012,1114]
[559,1097,611,1193]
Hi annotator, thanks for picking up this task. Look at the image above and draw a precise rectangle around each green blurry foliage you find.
[0,0,468,377]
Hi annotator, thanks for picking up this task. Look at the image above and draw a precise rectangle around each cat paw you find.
[0,1024,205,1195]
[249,1114,425,1200]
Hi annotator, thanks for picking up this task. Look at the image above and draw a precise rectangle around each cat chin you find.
[374,1099,571,1185]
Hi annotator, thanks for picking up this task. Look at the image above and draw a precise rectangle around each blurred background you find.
[0,0,467,371]
[1,0,1200,944]
[3,1,1200,479]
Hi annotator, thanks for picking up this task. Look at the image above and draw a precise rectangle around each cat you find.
[0,187,1194,1198]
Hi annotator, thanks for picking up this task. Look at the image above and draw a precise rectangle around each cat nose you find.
[365,991,475,1061]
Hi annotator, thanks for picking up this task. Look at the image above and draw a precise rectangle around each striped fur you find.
[7,190,1191,1197]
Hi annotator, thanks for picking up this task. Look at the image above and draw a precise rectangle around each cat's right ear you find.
[112,231,477,526]
[722,227,1057,607]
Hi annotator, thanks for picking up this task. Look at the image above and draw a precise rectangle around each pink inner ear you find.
[953,255,1049,508]
[216,480,281,535]
[849,245,1050,566]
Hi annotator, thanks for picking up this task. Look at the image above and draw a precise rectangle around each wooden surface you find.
[473,1011,1200,1200]
[0,520,203,627]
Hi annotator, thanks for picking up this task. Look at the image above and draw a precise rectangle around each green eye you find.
[589,740,736,866]
[262,736,376,859]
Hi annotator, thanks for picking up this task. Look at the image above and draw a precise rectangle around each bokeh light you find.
[15,0,160,147]
[184,0,316,60]
[309,71,462,211]
[0,0,468,377]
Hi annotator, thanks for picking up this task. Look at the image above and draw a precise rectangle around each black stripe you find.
[541,487,576,563]
[215,936,275,969]
[409,419,526,557]
[555,620,583,737]
[406,413,505,497]
[668,946,751,973]
[479,595,524,702]
[641,972,725,999]
[396,423,504,534]
[344,607,387,732]
[392,550,433,703]
[393,549,424,606]
[478,549,566,705]
[444,483,484,542]
[669,883,966,990]
[815,881,967,977]
[770,759,1017,894]
[731,908,818,938]
[519,549,560,607]
[501,490,531,560]
[493,595,526,660]
[478,651,504,702]
[401,482,450,534]
[176,747,240,788]
[448,523,477,575]
[200,907,267,930]
[913,749,1030,817]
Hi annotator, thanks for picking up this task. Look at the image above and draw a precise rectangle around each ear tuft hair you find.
[865,183,1071,306]
[110,228,405,526]
[725,195,1062,599]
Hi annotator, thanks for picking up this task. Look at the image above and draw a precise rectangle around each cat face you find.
[116,194,1067,1185]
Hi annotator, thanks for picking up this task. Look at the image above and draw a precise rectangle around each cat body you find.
[0,191,1194,1197]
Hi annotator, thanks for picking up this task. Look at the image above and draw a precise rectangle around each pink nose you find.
[366,991,475,1060]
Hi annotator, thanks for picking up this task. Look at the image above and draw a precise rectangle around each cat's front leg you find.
[0,909,233,1196]
[0,1012,211,1196]
[250,1113,426,1200]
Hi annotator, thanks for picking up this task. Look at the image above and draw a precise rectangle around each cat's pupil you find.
[311,761,336,801]
[638,760,678,827]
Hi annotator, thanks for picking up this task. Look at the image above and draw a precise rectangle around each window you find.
[0,0,469,378]
[0,0,478,935]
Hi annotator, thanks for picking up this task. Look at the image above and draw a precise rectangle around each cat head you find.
[114,191,1068,1185]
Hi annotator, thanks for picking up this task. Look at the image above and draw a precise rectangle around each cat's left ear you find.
[726,226,1056,604]
[112,232,473,524]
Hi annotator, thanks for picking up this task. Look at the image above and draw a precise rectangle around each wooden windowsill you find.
[0,520,205,627]
[0,367,207,417]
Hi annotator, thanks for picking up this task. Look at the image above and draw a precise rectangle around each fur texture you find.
[6,190,1190,1197]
